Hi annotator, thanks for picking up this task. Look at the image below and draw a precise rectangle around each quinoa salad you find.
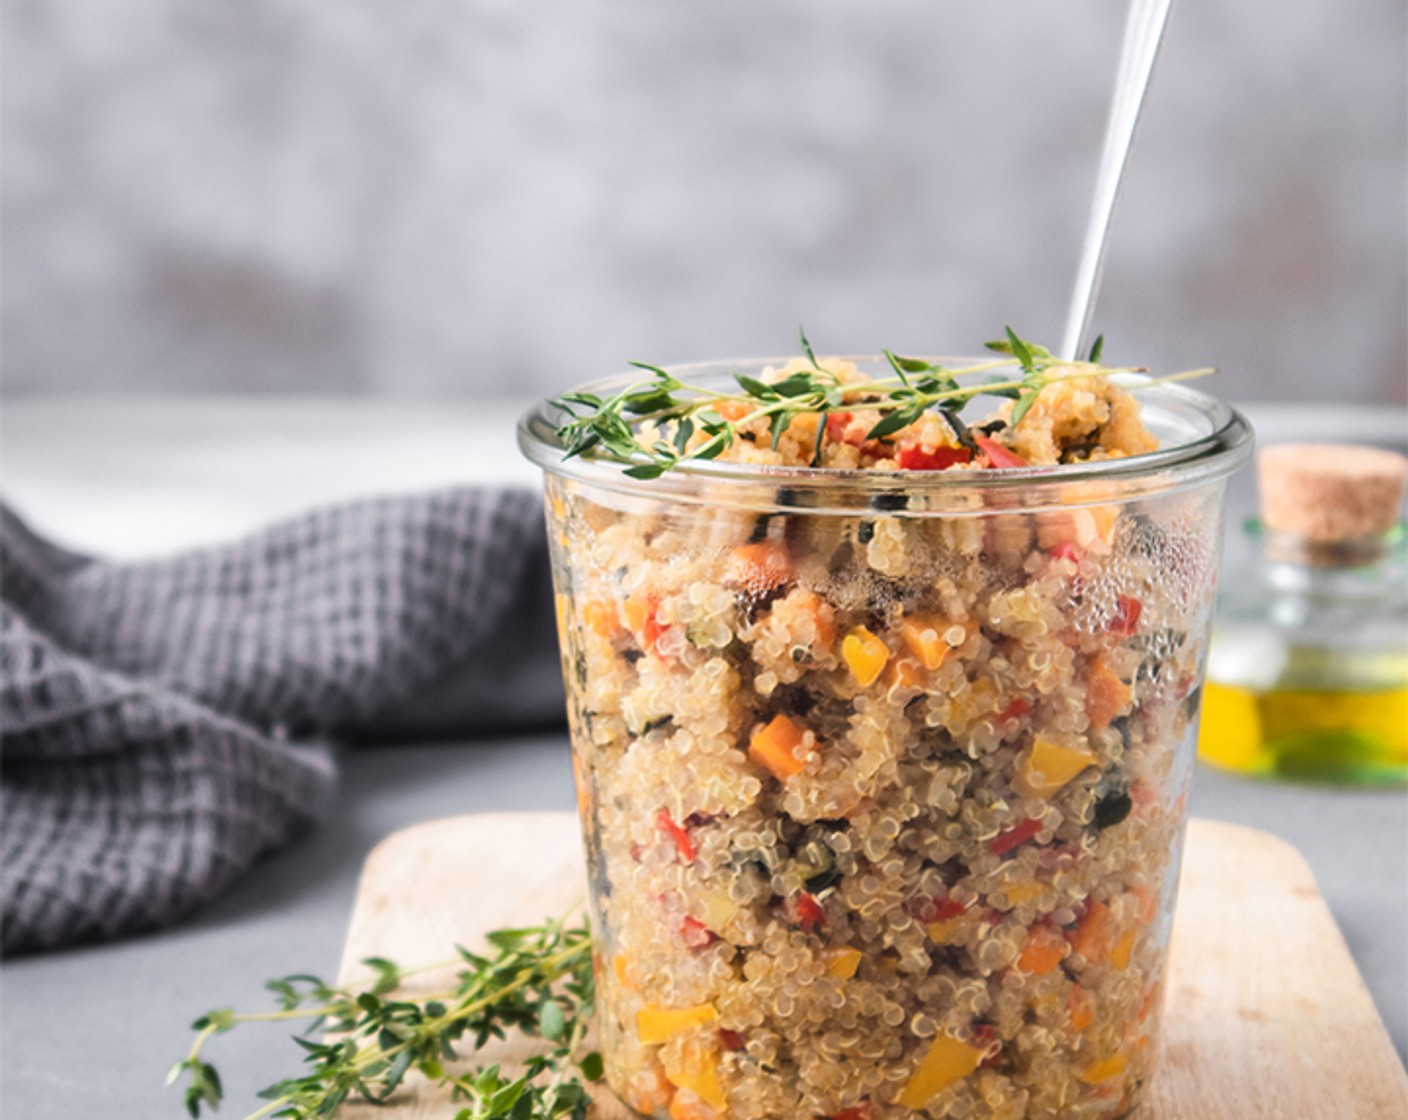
[539,359,1225,1120]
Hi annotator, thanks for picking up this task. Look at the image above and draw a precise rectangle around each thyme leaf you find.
[171,917,598,1120]
[550,327,1212,477]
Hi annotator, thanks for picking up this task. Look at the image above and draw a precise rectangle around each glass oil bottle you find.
[1198,443,1408,785]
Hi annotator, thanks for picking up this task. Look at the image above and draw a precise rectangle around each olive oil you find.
[1199,679,1408,785]
[1197,443,1408,786]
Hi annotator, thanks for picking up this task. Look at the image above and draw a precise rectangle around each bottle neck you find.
[1252,522,1405,601]
[1260,528,1388,569]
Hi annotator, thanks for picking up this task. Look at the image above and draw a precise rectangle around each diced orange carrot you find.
[626,1069,675,1114]
[1072,901,1113,962]
[1068,985,1095,1031]
[729,540,793,594]
[571,752,591,817]
[1138,980,1162,1023]
[716,399,752,422]
[795,589,837,650]
[582,597,620,639]
[1130,885,1158,925]
[901,615,949,670]
[1017,925,1068,976]
[897,1035,986,1108]
[668,1089,720,1120]
[883,656,926,691]
[748,714,810,780]
[1085,655,1131,731]
[842,626,890,687]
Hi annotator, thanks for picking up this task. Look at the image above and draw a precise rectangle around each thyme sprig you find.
[169,918,598,1120]
[553,327,1212,478]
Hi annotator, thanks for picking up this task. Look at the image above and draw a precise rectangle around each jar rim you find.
[518,356,1254,514]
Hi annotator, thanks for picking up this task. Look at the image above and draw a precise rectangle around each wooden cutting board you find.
[336,814,1408,1120]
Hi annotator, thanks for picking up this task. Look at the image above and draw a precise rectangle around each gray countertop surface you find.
[2,397,1406,1118]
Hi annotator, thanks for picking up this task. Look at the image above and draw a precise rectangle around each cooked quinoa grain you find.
[542,362,1224,1120]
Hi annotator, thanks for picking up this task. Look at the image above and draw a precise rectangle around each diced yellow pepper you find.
[554,593,570,644]
[1003,882,1043,905]
[926,918,963,944]
[612,953,636,991]
[623,594,652,632]
[901,615,949,670]
[1110,929,1137,971]
[1013,737,1099,799]
[1078,1052,1128,1084]
[699,891,740,936]
[842,626,890,687]
[898,1035,986,1108]
[663,1042,727,1112]
[637,1003,719,1045]
[821,946,863,980]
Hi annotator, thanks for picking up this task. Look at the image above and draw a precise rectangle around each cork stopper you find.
[1258,444,1408,562]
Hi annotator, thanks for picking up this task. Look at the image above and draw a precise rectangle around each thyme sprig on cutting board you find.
[169,918,598,1120]
[553,327,1212,478]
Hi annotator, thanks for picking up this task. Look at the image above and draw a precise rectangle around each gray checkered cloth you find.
[0,489,561,954]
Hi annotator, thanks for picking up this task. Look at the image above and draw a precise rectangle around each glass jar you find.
[1198,442,1408,785]
[520,362,1251,1120]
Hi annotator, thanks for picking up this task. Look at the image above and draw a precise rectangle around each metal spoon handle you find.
[1060,0,1176,361]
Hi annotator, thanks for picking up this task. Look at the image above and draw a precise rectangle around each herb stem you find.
[555,328,1213,479]
[177,935,594,1120]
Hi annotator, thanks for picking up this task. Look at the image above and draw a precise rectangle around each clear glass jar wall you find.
[523,364,1251,1120]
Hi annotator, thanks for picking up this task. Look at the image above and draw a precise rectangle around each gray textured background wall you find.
[3,1,1405,404]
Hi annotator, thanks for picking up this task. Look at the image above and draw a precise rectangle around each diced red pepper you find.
[997,697,1032,724]
[971,1022,1004,1066]
[825,411,860,444]
[718,1028,746,1052]
[827,1106,876,1120]
[908,895,968,922]
[989,818,1043,856]
[896,443,972,471]
[1108,594,1143,636]
[974,434,1028,469]
[1049,541,1083,565]
[656,808,696,863]
[675,914,716,949]
[788,891,826,934]
[625,593,667,654]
